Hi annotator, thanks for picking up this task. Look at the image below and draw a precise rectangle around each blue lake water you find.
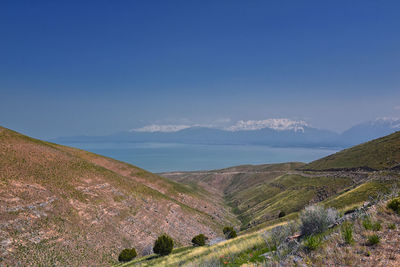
[62,142,339,173]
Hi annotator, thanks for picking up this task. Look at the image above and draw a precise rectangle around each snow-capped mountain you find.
[55,119,340,147]
[53,118,400,148]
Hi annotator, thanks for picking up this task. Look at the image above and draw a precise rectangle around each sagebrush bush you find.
[304,235,322,251]
[223,226,237,239]
[341,222,354,245]
[118,248,137,262]
[191,234,208,246]
[264,222,298,251]
[153,234,174,256]
[299,205,339,236]
[387,197,400,214]
[388,223,396,230]
[367,234,380,246]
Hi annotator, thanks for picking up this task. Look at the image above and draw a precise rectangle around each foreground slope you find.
[0,126,236,266]
[122,196,400,267]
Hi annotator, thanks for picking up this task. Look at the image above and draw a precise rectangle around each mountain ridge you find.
[53,118,400,148]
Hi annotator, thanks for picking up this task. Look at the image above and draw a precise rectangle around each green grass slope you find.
[227,173,353,229]
[0,126,234,266]
[303,131,400,171]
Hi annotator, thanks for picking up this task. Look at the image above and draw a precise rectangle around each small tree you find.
[153,234,174,256]
[118,248,137,262]
[278,211,286,218]
[191,234,208,246]
[223,226,237,239]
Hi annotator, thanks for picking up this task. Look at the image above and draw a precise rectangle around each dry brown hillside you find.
[0,126,237,266]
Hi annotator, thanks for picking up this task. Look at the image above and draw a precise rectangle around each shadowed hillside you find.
[0,126,237,266]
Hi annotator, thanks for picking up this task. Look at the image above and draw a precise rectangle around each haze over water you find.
[62,142,339,173]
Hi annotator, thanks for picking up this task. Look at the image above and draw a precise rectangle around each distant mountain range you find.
[53,118,400,148]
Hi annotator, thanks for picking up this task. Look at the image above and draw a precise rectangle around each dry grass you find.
[283,201,400,266]
[120,223,287,267]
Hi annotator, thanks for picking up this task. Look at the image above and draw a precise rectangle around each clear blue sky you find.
[1,0,399,138]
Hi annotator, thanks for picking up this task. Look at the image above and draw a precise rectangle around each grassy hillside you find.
[163,132,400,230]
[0,126,236,266]
[229,173,353,228]
[303,131,400,171]
[163,163,355,229]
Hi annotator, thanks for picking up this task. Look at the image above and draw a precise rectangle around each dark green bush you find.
[367,234,380,246]
[191,234,208,246]
[278,211,286,218]
[153,234,174,256]
[223,226,237,239]
[387,197,400,214]
[118,248,137,262]
[388,223,396,230]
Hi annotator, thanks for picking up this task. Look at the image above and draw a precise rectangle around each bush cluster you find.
[118,248,137,262]
[299,205,339,236]
[191,234,208,246]
[153,234,174,256]
[223,226,237,239]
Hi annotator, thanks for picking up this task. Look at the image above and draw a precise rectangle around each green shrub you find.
[367,234,380,246]
[300,205,339,236]
[388,223,396,230]
[372,221,382,231]
[223,226,237,239]
[387,197,400,214]
[362,218,381,231]
[153,234,174,256]
[191,234,208,246]
[118,248,137,262]
[362,218,373,230]
[304,235,322,251]
[278,211,286,218]
[341,222,354,245]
